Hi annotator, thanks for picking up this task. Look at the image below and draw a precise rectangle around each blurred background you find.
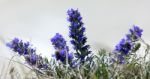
[0,0,150,73]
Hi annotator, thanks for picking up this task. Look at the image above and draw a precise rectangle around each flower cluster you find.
[51,33,73,64]
[67,9,91,61]
[7,38,48,69]
[115,39,132,55]
[115,39,132,63]
[24,54,48,69]
[6,38,35,55]
[114,25,143,63]
[126,25,143,41]
[51,33,68,50]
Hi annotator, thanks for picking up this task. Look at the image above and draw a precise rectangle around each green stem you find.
[4,54,16,79]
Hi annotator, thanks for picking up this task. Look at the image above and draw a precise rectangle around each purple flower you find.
[67,9,91,61]
[115,39,132,55]
[25,54,39,65]
[117,55,125,64]
[7,38,48,70]
[126,25,143,41]
[68,53,74,61]
[51,33,67,50]
[51,33,73,64]
[6,38,35,55]
[114,25,143,64]
[114,38,133,64]
[53,51,74,64]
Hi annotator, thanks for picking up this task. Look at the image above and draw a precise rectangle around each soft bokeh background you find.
[0,0,150,75]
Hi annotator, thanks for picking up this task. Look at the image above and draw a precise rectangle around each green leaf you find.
[132,43,141,52]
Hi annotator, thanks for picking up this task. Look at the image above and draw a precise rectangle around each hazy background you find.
[0,0,150,66]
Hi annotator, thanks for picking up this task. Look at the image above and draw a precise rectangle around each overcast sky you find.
[0,0,150,60]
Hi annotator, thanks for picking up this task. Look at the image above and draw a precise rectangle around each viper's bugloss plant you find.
[7,38,48,69]
[6,38,36,55]
[67,9,91,61]
[114,25,143,63]
[5,9,150,79]
[51,33,73,64]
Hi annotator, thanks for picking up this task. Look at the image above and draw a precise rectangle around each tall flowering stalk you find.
[51,33,73,65]
[114,25,143,63]
[6,38,48,69]
[67,9,91,61]
[6,38,35,55]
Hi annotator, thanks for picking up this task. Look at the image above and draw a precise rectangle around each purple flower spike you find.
[6,38,35,55]
[126,25,143,41]
[114,25,143,64]
[7,38,49,70]
[67,9,91,61]
[51,33,74,64]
